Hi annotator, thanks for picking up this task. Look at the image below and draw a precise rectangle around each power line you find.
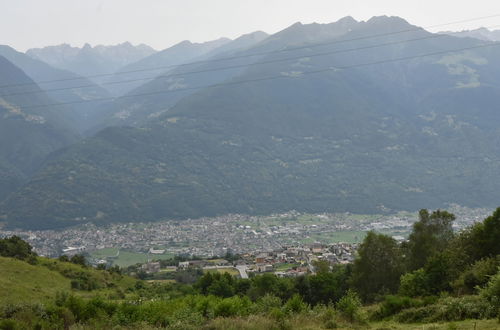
[17,41,500,111]
[3,23,500,99]
[0,33,459,97]
[1,13,500,90]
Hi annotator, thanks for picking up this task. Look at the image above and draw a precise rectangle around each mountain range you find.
[0,45,113,133]
[26,42,157,85]
[2,16,500,230]
[442,27,500,42]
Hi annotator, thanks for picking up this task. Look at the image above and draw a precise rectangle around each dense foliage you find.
[0,235,37,263]
[1,207,500,329]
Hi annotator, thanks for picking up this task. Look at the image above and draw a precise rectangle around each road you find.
[236,265,249,279]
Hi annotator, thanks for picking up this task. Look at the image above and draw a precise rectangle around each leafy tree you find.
[313,260,330,274]
[399,268,429,297]
[196,272,214,295]
[305,265,350,305]
[70,254,86,266]
[422,252,453,294]
[465,208,500,261]
[247,273,295,301]
[350,231,403,301]
[207,273,235,298]
[406,209,455,270]
[0,236,37,261]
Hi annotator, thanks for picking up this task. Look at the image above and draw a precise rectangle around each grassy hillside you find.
[0,256,136,305]
[0,257,71,304]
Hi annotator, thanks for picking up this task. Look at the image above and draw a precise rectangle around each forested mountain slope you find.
[3,16,500,229]
[0,56,79,202]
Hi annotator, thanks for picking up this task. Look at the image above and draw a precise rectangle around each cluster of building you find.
[137,242,357,278]
[0,206,490,261]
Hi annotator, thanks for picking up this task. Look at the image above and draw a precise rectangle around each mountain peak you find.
[365,15,412,28]
[337,16,358,25]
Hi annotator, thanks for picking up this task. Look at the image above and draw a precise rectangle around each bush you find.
[372,295,422,320]
[214,296,251,318]
[480,267,500,311]
[0,319,20,330]
[283,294,307,314]
[453,257,500,294]
[255,294,282,314]
[395,295,496,323]
[399,269,429,297]
[336,290,364,323]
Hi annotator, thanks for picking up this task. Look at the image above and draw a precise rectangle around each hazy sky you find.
[2,0,500,52]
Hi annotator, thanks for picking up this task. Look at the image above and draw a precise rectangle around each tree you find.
[0,236,37,261]
[350,231,403,302]
[306,265,350,305]
[70,254,86,266]
[406,209,455,270]
[467,208,500,260]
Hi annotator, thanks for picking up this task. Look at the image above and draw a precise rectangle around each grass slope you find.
[0,257,71,304]
[0,256,137,305]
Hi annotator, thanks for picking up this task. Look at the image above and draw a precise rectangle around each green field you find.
[299,230,367,244]
[204,267,240,276]
[274,262,299,272]
[89,248,174,267]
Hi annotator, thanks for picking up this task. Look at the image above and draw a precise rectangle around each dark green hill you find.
[3,17,500,229]
[98,19,358,128]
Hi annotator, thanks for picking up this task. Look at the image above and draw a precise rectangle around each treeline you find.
[0,208,499,329]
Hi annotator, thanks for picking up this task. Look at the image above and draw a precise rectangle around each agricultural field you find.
[89,248,174,267]
[204,267,240,276]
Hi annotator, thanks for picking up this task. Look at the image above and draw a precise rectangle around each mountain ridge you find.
[3,16,500,230]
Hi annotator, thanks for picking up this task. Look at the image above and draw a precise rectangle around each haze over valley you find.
[2,16,500,230]
[3,2,500,329]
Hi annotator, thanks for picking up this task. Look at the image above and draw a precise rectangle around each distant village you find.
[0,206,490,277]
[137,242,357,279]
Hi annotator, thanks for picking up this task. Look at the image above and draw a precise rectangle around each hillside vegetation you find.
[1,207,499,329]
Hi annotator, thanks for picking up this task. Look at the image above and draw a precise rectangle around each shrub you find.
[283,294,307,314]
[372,295,422,320]
[399,269,429,297]
[214,296,251,318]
[255,294,282,314]
[480,267,500,310]
[453,257,500,294]
[0,319,19,330]
[395,295,496,323]
[336,290,363,323]
[395,305,438,323]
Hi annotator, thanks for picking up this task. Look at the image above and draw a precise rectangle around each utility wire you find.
[1,13,500,90]
[0,33,459,97]
[3,23,500,99]
[16,41,500,111]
